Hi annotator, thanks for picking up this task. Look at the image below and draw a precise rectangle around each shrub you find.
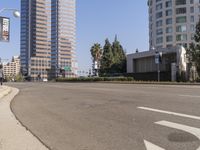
[56,77,134,82]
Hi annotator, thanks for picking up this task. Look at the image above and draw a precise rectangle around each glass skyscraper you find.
[20,0,77,80]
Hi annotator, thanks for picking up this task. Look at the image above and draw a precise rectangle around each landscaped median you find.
[0,86,11,99]
[55,77,200,85]
[56,77,134,82]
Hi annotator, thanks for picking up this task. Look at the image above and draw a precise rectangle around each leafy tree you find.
[100,39,113,75]
[111,35,126,73]
[15,73,24,82]
[187,20,200,76]
[90,43,103,76]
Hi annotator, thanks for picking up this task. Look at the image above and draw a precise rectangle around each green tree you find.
[100,39,113,75]
[90,43,103,76]
[187,20,200,77]
[111,35,126,73]
[15,73,24,82]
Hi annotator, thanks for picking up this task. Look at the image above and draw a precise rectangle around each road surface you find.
[8,82,200,150]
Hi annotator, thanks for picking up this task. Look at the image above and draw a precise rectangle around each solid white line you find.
[138,107,200,120]
[179,94,200,98]
[144,140,165,150]
[156,121,200,150]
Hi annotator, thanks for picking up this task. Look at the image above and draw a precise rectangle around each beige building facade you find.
[3,56,21,78]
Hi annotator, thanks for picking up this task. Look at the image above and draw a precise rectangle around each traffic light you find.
[159,52,162,63]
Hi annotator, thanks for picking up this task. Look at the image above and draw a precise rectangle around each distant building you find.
[148,0,200,49]
[20,0,77,80]
[3,56,21,78]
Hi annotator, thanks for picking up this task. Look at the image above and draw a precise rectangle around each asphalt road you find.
[7,82,200,150]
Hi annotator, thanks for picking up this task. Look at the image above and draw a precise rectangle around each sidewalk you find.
[0,86,11,99]
[0,86,49,150]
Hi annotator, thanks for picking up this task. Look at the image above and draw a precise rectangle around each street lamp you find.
[0,8,20,68]
[0,8,20,18]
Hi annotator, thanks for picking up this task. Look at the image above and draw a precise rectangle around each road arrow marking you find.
[156,120,200,150]
[138,107,200,120]
[144,140,165,150]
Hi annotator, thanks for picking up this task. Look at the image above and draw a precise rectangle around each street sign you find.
[155,52,162,64]
[155,53,159,64]
[64,66,71,71]
[0,16,10,42]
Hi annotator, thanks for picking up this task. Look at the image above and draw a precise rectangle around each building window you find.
[190,16,194,22]
[176,34,187,41]
[166,9,172,16]
[156,12,163,19]
[190,24,195,31]
[166,1,172,8]
[166,35,173,42]
[176,16,187,23]
[190,7,194,13]
[176,7,187,14]
[166,27,173,33]
[156,37,163,44]
[156,20,163,27]
[166,18,173,24]
[176,0,186,5]
[156,3,162,10]
[156,28,163,35]
[176,25,187,32]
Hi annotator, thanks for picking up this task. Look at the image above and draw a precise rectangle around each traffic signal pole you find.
[157,62,160,82]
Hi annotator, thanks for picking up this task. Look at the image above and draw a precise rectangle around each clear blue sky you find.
[0,0,149,71]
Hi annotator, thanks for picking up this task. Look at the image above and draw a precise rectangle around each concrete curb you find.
[0,87,49,150]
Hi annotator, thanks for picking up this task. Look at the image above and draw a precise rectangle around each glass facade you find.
[20,0,77,79]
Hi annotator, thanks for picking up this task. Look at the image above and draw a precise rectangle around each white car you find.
[43,78,48,82]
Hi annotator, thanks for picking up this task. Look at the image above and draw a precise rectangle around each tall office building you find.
[20,0,77,80]
[51,0,77,78]
[21,0,51,80]
[148,0,200,50]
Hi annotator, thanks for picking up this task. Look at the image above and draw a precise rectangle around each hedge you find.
[56,77,134,82]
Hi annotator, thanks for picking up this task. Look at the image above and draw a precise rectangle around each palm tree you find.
[90,43,103,76]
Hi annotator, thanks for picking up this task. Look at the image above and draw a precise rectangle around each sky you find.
[0,0,149,71]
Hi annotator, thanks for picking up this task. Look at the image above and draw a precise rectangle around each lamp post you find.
[0,8,20,73]
[0,8,20,18]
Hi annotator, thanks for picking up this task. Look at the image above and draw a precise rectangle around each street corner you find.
[0,86,12,99]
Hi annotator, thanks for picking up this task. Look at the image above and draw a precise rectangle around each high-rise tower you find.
[148,0,200,50]
[21,0,51,80]
[51,0,77,78]
[20,0,77,80]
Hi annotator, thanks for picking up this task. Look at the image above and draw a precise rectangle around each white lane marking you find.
[156,120,200,150]
[179,95,200,98]
[144,140,165,150]
[138,107,200,120]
